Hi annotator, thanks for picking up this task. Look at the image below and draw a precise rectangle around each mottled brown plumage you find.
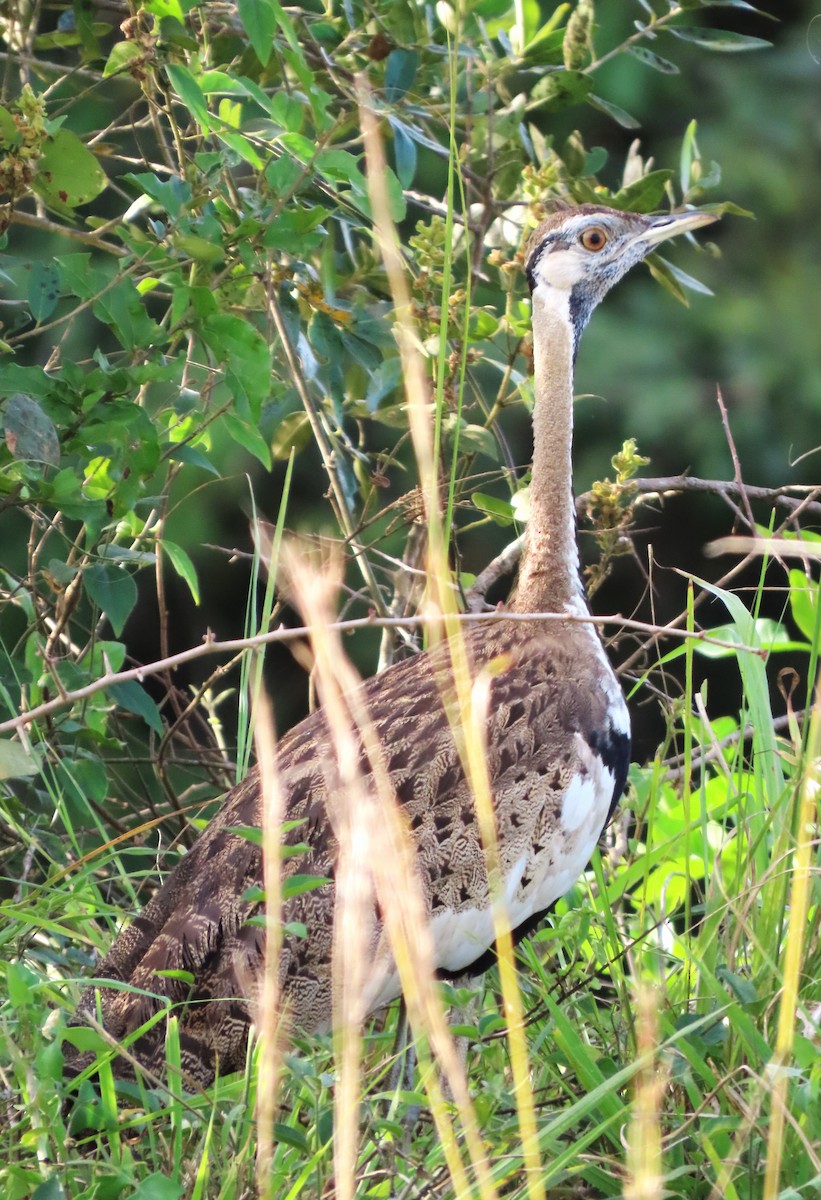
[70,621,618,1085]
[67,204,716,1088]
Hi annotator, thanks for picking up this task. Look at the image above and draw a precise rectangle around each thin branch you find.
[662,710,800,782]
[266,288,388,617]
[632,476,821,519]
[0,609,767,738]
[464,535,525,611]
[464,473,821,611]
[715,387,757,532]
[9,209,127,257]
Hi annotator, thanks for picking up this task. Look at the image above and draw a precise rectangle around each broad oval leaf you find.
[35,129,107,209]
[384,48,419,102]
[28,261,61,322]
[83,562,138,636]
[3,392,60,465]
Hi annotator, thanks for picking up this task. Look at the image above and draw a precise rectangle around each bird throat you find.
[510,286,585,617]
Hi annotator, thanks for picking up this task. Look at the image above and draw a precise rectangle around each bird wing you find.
[67,620,627,1084]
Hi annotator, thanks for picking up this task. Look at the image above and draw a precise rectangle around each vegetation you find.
[0,2,818,1198]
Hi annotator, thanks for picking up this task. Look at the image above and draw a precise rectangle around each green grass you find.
[1,18,818,1195]
[2,558,820,1199]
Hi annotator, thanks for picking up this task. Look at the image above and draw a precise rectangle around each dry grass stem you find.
[254,690,285,1197]
[624,985,666,1200]
[762,672,821,1200]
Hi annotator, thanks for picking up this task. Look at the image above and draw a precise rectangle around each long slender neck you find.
[510,287,585,616]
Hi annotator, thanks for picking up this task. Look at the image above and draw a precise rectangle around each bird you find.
[66,202,717,1089]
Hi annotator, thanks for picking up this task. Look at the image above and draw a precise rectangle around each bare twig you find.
[266,289,388,617]
[464,534,524,611]
[0,608,766,739]
[9,209,127,257]
[662,710,799,783]
[464,473,821,612]
[715,387,757,532]
[632,476,821,519]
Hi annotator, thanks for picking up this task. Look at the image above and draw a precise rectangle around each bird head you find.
[525,203,718,346]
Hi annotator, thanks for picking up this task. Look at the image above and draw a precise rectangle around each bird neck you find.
[510,286,586,617]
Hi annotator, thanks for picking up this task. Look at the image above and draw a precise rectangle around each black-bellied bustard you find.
[67,204,717,1087]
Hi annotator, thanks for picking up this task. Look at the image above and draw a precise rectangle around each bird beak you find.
[638,209,719,248]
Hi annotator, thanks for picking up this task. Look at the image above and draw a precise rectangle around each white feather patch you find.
[360,739,620,1014]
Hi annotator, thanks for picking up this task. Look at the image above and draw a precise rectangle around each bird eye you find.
[580,226,608,252]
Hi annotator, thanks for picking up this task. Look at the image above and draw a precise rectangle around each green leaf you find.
[154,968,196,984]
[716,966,758,1007]
[144,0,187,18]
[34,129,107,209]
[628,45,679,74]
[588,93,640,130]
[283,873,332,898]
[239,0,276,65]
[0,739,38,780]
[130,1174,184,1200]
[788,568,819,644]
[0,105,21,150]
[270,91,304,132]
[109,680,163,734]
[449,421,496,458]
[166,443,219,475]
[521,26,565,64]
[529,70,593,112]
[229,825,262,846]
[103,40,146,77]
[161,539,200,605]
[278,131,316,163]
[680,118,698,195]
[645,256,688,306]
[93,279,165,351]
[3,392,60,465]
[467,310,501,340]
[31,1178,67,1200]
[271,410,311,459]
[384,49,419,102]
[364,358,402,411]
[200,314,273,413]
[391,121,417,188]
[688,618,802,660]
[667,27,771,52]
[656,255,714,298]
[166,63,211,129]
[6,962,39,1009]
[84,562,138,636]
[222,411,272,468]
[274,1122,310,1152]
[316,148,363,185]
[27,261,61,322]
[472,492,515,526]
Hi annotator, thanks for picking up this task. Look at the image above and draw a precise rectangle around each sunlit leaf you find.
[34,129,107,209]
[473,492,516,526]
[161,540,200,605]
[788,568,819,645]
[667,27,771,52]
[0,739,38,781]
[271,411,311,459]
